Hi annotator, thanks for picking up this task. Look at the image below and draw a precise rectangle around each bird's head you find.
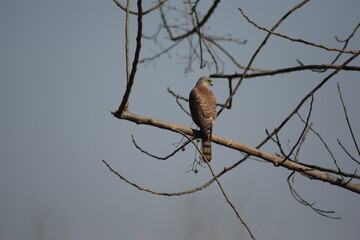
[196,76,213,87]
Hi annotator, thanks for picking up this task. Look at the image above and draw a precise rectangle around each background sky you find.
[1,0,359,239]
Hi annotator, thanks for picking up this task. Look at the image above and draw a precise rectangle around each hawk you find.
[189,76,217,162]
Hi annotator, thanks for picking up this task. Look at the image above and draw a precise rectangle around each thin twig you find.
[297,113,345,177]
[210,64,360,79]
[160,0,221,41]
[239,8,359,54]
[204,36,266,72]
[125,0,131,82]
[131,135,190,160]
[294,123,312,162]
[102,159,210,196]
[266,129,288,158]
[112,0,168,15]
[280,95,314,165]
[332,23,360,64]
[258,53,359,152]
[337,82,360,156]
[287,172,341,219]
[175,130,256,240]
[192,5,205,69]
[337,139,360,165]
[201,35,219,73]
[139,39,184,63]
[217,0,311,117]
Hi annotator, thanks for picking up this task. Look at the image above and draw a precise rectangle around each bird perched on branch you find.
[189,76,217,162]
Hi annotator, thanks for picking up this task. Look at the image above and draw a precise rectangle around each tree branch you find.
[217,0,311,117]
[176,130,256,240]
[112,0,168,15]
[238,8,360,54]
[257,53,359,152]
[210,64,360,79]
[337,82,360,156]
[110,110,360,194]
[116,0,143,116]
[159,0,221,41]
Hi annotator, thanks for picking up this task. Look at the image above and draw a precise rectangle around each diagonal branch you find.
[332,23,360,64]
[239,8,360,54]
[257,53,359,151]
[280,95,314,165]
[337,82,360,156]
[176,130,256,240]
[217,0,311,117]
[110,110,360,194]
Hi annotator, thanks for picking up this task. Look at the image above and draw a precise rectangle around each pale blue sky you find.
[1,0,359,239]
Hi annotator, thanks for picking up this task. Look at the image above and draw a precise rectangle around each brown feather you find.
[189,77,217,161]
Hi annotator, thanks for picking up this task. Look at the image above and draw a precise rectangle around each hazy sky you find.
[1,0,359,239]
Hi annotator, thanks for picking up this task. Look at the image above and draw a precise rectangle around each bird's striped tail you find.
[202,140,212,162]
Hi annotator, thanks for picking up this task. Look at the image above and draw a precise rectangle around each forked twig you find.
[112,0,168,15]
[287,172,341,219]
[131,135,190,160]
[259,53,359,151]
[332,23,360,64]
[217,0,311,117]
[337,139,360,165]
[239,8,359,55]
[297,113,345,178]
[280,95,314,165]
[175,130,256,240]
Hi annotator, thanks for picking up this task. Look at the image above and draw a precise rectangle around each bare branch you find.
[112,0,168,15]
[116,0,143,116]
[125,0,131,82]
[131,135,190,160]
[294,122,311,162]
[258,53,359,152]
[337,139,360,165]
[102,159,206,196]
[160,0,221,41]
[238,8,360,54]
[266,129,288,158]
[203,35,266,73]
[287,172,341,219]
[280,95,314,165]
[217,0,311,117]
[110,110,360,194]
[176,130,256,240]
[297,161,360,180]
[210,64,360,79]
[139,39,184,64]
[337,82,360,156]
[332,23,360,64]
[297,113,346,176]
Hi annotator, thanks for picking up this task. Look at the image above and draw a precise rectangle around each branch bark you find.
[210,65,360,79]
[117,0,143,116]
[111,110,360,194]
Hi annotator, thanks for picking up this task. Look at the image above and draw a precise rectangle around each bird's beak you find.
[210,81,213,86]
